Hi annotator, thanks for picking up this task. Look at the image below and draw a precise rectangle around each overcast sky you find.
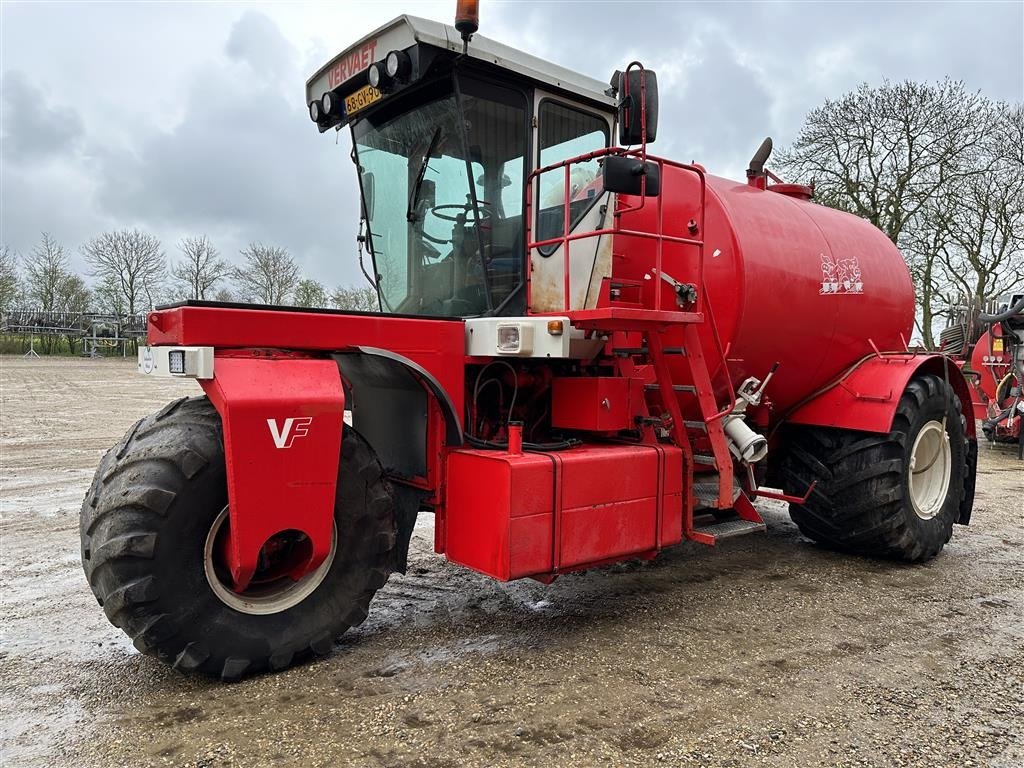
[2,1,1022,290]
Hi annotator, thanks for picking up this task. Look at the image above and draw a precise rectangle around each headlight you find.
[309,99,323,122]
[385,50,411,79]
[367,62,384,89]
[495,323,534,355]
[321,91,345,119]
[167,350,186,375]
[497,325,520,352]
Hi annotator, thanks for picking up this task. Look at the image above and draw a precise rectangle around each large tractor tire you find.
[779,373,967,562]
[80,396,396,680]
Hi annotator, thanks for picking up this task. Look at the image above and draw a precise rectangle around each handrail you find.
[524,146,707,316]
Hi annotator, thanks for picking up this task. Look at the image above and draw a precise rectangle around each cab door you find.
[529,94,615,312]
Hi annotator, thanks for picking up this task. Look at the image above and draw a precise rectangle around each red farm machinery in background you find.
[942,293,1024,457]
[81,4,979,680]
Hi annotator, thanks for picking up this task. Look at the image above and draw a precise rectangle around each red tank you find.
[615,169,916,414]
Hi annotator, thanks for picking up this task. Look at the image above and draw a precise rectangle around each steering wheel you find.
[429,201,493,223]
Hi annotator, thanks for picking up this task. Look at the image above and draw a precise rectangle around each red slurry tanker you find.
[81,5,979,679]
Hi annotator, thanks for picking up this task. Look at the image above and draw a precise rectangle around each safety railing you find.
[524,146,707,316]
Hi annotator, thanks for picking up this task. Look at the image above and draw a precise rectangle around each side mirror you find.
[614,68,658,145]
[361,172,375,220]
[603,155,660,196]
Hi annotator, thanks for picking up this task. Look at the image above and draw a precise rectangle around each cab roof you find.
[305,14,616,111]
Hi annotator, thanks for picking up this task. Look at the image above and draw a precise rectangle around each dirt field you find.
[1,356,1022,768]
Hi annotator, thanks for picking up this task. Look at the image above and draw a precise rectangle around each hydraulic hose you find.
[978,294,1024,324]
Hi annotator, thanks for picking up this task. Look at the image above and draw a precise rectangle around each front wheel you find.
[80,396,396,679]
[779,374,968,562]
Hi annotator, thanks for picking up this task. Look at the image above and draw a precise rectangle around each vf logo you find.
[267,417,312,449]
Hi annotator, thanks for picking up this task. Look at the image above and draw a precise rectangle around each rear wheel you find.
[81,396,396,679]
[779,374,967,561]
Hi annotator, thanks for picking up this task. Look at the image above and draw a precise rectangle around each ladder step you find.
[693,518,766,541]
[692,478,742,507]
[644,383,697,394]
[684,420,707,431]
[612,347,648,356]
[613,347,685,357]
[693,453,718,467]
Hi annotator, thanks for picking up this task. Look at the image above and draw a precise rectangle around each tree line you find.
[0,232,378,320]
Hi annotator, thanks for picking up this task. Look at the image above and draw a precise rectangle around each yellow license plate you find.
[345,84,382,116]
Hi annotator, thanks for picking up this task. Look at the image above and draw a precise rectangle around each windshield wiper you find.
[407,127,442,223]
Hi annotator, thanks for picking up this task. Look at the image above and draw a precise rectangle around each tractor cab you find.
[306,15,617,317]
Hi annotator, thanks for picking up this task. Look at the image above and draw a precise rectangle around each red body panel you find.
[148,305,466,412]
[550,376,644,432]
[789,353,977,438]
[969,329,1014,405]
[968,328,1022,441]
[200,356,345,589]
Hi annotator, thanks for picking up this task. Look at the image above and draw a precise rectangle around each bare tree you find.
[331,285,379,312]
[775,79,1008,347]
[936,158,1024,313]
[172,235,230,301]
[21,233,89,352]
[56,274,91,354]
[777,79,992,243]
[23,232,71,312]
[293,278,328,308]
[0,245,19,313]
[233,243,299,305]
[213,287,236,303]
[82,229,166,315]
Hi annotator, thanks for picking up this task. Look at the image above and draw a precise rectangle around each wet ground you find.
[1,356,1022,767]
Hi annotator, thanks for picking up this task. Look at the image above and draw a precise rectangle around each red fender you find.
[787,354,977,438]
[201,355,345,591]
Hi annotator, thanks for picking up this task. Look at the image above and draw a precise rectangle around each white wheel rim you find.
[908,420,952,520]
[203,507,337,615]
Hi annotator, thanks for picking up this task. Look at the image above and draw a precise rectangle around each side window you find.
[537,102,609,250]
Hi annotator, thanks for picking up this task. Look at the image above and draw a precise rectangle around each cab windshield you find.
[352,79,526,316]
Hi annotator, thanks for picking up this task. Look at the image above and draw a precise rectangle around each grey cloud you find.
[225,10,296,83]
[1,70,85,162]
[489,1,1022,179]
[93,13,362,286]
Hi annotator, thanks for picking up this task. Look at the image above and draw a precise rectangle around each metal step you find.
[693,453,718,467]
[644,383,697,394]
[683,420,707,431]
[693,477,742,507]
[693,518,766,541]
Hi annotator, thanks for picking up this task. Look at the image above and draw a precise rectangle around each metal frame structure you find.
[0,309,148,357]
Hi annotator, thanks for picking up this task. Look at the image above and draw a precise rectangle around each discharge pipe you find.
[724,418,769,464]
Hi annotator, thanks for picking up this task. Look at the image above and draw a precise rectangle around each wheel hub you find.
[908,420,952,520]
[204,507,337,615]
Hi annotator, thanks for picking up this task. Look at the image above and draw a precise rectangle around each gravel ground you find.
[1,356,1022,768]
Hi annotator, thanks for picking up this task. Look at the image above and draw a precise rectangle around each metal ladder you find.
[643,324,766,545]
